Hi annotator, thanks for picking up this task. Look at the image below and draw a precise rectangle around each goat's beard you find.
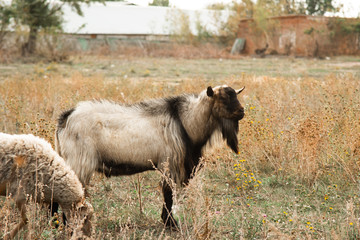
[221,118,239,153]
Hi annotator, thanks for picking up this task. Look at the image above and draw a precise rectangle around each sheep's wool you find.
[0,133,84,207]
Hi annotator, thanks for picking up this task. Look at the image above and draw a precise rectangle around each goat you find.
[56,85,245,228]
[0,133,93,239]
[255,43,269,57]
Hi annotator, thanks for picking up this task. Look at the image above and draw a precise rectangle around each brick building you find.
[237,15,360,57]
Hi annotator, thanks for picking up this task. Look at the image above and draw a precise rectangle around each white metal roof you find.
[61,2,230,35]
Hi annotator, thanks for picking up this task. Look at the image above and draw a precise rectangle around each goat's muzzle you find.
[233,108,245,121]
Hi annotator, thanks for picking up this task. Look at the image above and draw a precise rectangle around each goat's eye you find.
[223,87,236,98]
[228,92,235,97]
[226,90,236,98]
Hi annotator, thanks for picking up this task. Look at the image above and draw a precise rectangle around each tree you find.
[206,3,228,10]
[0,4,14,46]
[306,0,335,15]
[11,0,103,56]
[219,0,254,44]
[149,0,169,7]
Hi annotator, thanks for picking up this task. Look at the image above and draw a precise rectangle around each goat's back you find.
[56,99,190,185]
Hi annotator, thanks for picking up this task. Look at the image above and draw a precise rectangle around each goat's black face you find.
[208,86,245,121]
[207,85,245,153]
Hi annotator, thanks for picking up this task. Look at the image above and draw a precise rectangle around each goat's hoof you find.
[164,219,178,231]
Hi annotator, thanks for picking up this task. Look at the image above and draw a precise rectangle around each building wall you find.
[237,15,360,57]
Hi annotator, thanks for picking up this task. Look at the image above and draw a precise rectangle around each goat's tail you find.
[55,108,75,155]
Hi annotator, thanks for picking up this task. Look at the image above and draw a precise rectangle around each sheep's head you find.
[70,200,94,239]
[207,85,245,121]
[207,85,245,153]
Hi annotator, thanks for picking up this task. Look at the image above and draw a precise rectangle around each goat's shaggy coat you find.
[56,85,245,227]
[0,133,93,239]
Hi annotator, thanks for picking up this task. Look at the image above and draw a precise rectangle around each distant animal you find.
[255,43,269,57]
[0,133,93,239]
[55,85,245,228]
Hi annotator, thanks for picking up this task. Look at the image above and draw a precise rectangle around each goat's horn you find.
[236,87,245,94]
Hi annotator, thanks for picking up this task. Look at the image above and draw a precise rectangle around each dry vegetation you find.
[0,53,359,239]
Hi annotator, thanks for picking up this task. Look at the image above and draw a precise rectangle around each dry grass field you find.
[0,54,360,239]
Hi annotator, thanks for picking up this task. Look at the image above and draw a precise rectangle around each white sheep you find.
[0,133,93,239]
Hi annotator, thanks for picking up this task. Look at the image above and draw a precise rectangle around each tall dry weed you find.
[89,42,236,59]
[1,58,359,239]
[180,162,213,240]
[237,73,360,184]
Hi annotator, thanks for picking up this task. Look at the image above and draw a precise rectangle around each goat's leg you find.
[6,202,28,240]
[161,181,178,229]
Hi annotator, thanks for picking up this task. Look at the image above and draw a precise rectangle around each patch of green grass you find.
[1,56,359,82]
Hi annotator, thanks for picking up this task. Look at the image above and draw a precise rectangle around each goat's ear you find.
[236,87,245,95]
[207,86,214,97]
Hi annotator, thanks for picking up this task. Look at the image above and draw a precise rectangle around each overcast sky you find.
[129,0,360,18]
